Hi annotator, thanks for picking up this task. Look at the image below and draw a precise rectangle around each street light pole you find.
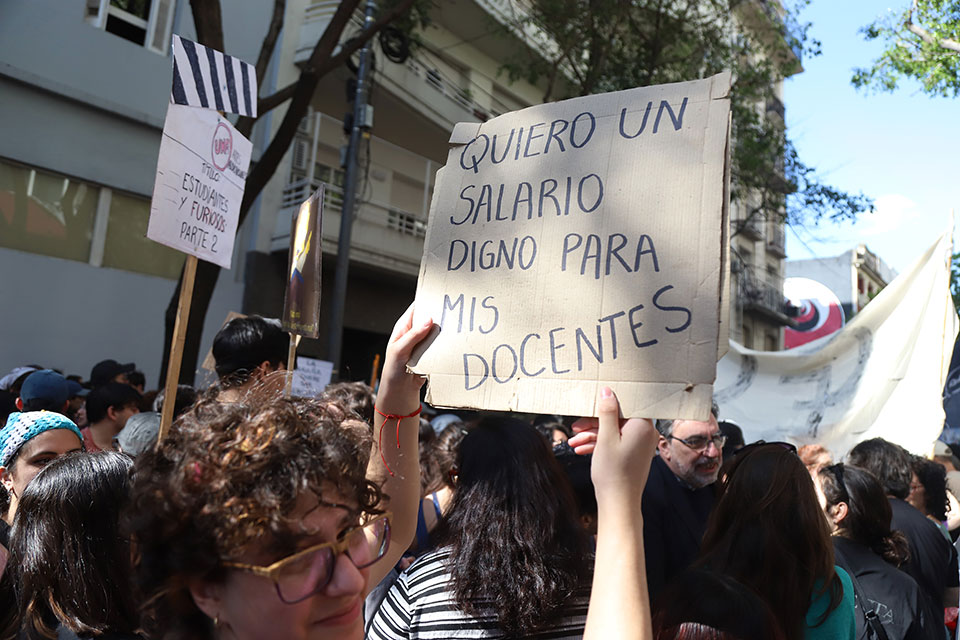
[326,0,376,379]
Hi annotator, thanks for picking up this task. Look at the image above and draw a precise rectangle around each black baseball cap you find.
[90,359,136,388]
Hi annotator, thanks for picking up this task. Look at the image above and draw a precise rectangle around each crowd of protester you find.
[1,309,959,639]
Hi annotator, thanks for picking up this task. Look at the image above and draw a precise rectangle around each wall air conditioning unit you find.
[291,139,309,172]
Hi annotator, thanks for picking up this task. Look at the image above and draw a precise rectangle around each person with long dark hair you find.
[653,569,787,640]
[697,443,855,640]
[367,417,593,638]
[817,463,933,640]
[9,451,140,639]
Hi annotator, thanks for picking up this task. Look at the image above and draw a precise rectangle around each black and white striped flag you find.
[170,34,257,118]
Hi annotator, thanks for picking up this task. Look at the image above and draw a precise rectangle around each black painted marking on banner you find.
[180,38,209,109]
[223,54,239,114]
[172,57,188,106]
[240,63,252,116]
[205,46,225,112]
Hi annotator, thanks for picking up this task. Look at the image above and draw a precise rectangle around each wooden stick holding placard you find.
[150,38,257,441]
[370,353,381,390]
[285,334,303,396]
[158,255,198,441]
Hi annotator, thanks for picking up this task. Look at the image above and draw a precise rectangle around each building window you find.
[0,159,98,263]
[102,191,184,279]
[85,0,176,55]
[0,159,185,279]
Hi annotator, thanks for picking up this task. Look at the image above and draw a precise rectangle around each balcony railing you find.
[274,177,428,273]
[738,267,795,327]
[278,177,428,239]
[736,216,764,240]
[405,56,480,116]
[272,116,435,275]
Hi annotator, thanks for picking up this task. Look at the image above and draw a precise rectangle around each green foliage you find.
[499,0,872,229]
[853,0,960,97]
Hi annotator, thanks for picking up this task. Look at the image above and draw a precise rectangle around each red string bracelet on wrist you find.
[375,405,422,476]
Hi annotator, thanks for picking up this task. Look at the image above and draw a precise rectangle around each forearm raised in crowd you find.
[573,388,657,640]
[364,304,433,589]
[586,504,651,640]
[367,393,421,584]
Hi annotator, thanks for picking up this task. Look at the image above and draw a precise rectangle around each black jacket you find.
[833,536,936,640]
[889,498,958,632]
[642,454,716,603]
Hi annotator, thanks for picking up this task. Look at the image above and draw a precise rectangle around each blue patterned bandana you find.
[0,411,83,468]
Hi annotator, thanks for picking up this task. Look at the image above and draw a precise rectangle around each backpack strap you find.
[833,544,892,640]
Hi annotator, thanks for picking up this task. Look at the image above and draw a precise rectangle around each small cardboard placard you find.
[291,357,334,398]
[200,311,247,372]
[409,73,731,420]
[282,187,324,338]
[147,103,252,268]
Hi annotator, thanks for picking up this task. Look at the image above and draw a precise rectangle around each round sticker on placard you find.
[784,277,845,349]
[211,122,232,171]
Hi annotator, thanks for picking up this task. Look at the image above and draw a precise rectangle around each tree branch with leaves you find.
[501,0,872,241]
[853,0,960,97]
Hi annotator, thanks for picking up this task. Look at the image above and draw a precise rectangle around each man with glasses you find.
[643,400,724,603]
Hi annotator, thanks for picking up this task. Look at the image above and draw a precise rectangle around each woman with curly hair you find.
[367,416,593,639]
[817,463,934,640]
[127,306,433,640]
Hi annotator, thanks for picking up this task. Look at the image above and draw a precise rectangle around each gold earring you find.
[214,614,220,627]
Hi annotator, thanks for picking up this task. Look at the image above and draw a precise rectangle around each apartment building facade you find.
[243,0,556,380]
[1,0,801,382]
[726,0,802,352]
[786,245,897,321]
[0,0,551,383]
[0,0,290,385]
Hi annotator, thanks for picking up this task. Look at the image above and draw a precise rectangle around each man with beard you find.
[643,401,724,603]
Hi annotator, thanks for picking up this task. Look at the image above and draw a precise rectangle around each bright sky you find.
[784,0,956,274]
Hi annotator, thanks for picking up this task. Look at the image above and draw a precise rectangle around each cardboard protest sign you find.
[291,357,335,398]
[282,187,324,337]
[147,103,252,269]
[410,72,731,420]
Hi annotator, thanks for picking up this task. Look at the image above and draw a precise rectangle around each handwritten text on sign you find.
[147,103,252,268]
[410,73,731,419]
[291,357,334,398]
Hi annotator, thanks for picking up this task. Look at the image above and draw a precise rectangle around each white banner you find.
[716,232,957,457]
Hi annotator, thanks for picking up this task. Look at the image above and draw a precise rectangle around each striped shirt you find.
[366,547,590,639]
